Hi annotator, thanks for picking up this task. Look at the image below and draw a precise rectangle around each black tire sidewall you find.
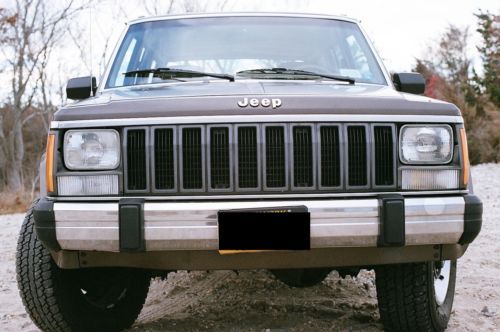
[428,260,457,330]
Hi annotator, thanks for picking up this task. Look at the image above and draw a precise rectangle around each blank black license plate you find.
[218,206,310,251]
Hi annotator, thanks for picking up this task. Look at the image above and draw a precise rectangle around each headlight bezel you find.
[398,124,454,165]
[63,129,121,171]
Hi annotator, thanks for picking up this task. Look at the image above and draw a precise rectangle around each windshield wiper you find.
[237,68,355,84]
[123,67,235,82]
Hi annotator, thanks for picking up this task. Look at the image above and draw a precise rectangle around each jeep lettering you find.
[237,97,282,108]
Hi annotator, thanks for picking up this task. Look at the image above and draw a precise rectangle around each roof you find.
[128,12,359,25]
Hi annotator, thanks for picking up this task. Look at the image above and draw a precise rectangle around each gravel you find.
[0,164,499,331]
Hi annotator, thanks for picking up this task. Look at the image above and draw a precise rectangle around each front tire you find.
[16,200,151,332]
[375,260,456,332]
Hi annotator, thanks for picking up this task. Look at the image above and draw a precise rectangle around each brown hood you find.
[54,81,461,121]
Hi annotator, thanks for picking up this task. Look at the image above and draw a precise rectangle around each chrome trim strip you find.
[129,12,360,25]
[48,189,468,201]
[54,203,119,251]
[51,115,464,129]
[53,196,465,251]
[405,197,464,245]
[143,199,380,250]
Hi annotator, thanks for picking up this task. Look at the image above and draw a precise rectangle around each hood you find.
[54,81,461,121]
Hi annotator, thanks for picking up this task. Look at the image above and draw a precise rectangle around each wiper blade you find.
[237,67,355,84]
[123,67,235,82]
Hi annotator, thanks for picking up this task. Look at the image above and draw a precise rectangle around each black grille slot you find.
[154,128,175,190]
[126,129,147,190]
[265,126,286,188]
[182,128,203,189]
[293,126,313,187]
[237,127,258,188]
[210,127,230,189]
[347,126,368,186]
[374,126,394,186]
[320,126,341,187]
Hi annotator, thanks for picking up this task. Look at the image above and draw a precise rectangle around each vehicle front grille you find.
[293,126,314,188]
[347,126,368,187]
[319,125,341,188]
[154,128,175,190]
[374,125,395,186]
[237,126,259,189]
[125,129,147,191]
[124,123,396,195]
[209,127,230,190]
[181,127,203,190]
[265,126,286,188]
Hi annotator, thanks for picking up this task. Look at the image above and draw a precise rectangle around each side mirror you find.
[392,73,426,95]
[66,76,97,100]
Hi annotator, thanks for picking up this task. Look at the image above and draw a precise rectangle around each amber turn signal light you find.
[46,134,56,193]
[460,128,469,187]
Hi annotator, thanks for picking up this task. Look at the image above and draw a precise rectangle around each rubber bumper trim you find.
[119,198,145,252]
[33,198,61,251]
[377,194,405,247]
[458,194,483,244]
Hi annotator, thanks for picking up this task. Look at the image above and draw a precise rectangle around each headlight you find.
[64,130,120,170]
[399,125,453,164]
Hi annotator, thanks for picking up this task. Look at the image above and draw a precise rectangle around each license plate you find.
[218,206,310,251]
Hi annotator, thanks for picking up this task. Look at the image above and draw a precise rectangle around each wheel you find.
[16,200,151,332]
[270,268,331,288]
[375,260,456,332]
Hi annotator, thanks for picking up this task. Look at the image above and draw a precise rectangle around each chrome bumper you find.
[53,197,465,252]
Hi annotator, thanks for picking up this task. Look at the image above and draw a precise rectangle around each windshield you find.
[105,16,387,88]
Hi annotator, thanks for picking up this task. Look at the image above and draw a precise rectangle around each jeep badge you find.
[237,97,282,109]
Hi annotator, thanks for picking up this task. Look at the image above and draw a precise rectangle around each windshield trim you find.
[98,15,391,94]
[128,12,360,25]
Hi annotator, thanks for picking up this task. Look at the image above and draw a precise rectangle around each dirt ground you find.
[0,164,499,331]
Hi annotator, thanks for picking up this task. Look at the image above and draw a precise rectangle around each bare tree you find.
[0,0,88,191]
[145,0,176,16]
[144,0,229,16]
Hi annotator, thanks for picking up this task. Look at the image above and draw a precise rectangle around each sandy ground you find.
[0,164,499,331]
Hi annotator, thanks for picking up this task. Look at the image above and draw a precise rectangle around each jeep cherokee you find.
[16,13,482,332]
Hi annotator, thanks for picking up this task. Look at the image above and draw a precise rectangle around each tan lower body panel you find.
[52,244,468,270]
